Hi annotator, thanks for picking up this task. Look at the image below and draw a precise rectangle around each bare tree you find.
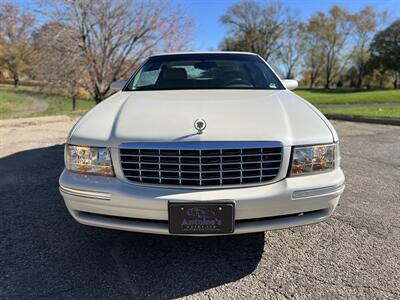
[41,0,192,103]
[161,6,194,53]
[307,6,353,88]
[220,0,286,61]
[33,23,85,110]
[276,14,305,79]
[303,22,325,88]
[0,3,35,87]
[351,6,386,88]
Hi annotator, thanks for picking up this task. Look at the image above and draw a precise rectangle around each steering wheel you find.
[225,78,253,86]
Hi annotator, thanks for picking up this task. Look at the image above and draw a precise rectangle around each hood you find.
[69,89,334,147]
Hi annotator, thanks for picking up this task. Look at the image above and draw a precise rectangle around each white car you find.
[59,52,345,236]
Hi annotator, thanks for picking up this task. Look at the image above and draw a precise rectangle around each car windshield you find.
[125,53,285,91]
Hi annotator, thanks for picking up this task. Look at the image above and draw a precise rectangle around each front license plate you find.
[168,202,235,234]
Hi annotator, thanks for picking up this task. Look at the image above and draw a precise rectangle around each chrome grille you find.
[119,142,283,187]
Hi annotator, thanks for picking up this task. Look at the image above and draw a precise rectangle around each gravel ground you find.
[1,117,399,299]
[0,116,77,158]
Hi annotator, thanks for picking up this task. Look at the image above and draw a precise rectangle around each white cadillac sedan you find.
[59,52,345,236]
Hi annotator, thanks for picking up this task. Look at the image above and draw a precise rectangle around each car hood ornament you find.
[194,119,206,134]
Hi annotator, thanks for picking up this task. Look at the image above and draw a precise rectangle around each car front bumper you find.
[59,168,345,236]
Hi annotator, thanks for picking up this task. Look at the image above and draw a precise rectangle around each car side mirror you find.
[282,79,298,91]
[111,80,126,90]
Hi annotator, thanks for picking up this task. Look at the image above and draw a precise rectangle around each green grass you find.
[296,88,400,105]
[321,106,400,119]
[2,83,400,121]
[27,92,94,118]
[0,84,95,120]
[0,89,34,119]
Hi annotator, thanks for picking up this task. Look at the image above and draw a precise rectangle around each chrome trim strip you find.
[292,183,345,199]
[59,185,111,200]
[122,167,280,173]
[120,153,282,158]
[125,174,276,180]
[120,141,283,150]
[121,160,282,165]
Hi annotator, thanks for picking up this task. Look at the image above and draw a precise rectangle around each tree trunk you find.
[285,68,292,79]
[356,72,362,88]
[13,74,19,88]
[72,95,77,111]
[93,83,109,104]
[94,92,106,104]
[325,70,331,89]
[309,73,316,89]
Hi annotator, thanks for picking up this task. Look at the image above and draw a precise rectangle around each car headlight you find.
[290,143,337,176]
[65,145,114,176]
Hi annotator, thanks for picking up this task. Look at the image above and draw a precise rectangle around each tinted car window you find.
[126,53,284,91]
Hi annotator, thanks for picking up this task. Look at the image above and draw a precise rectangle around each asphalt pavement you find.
[1,120,399,299]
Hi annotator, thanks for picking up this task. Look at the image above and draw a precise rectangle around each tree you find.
[370,20,400,88]
[277,15,305,79]
[33,23,85,110]
[307,6,353,89]
[0,3,35,87]
[351,6,386,88]
[303,23,325,88]
[42,0,192,103]
[365,57,393,88]
[220,0,286,61]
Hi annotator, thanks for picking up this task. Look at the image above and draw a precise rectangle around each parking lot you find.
[1,118,399,299]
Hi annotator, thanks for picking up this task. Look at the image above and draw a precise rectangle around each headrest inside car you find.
[158,68,187,81]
